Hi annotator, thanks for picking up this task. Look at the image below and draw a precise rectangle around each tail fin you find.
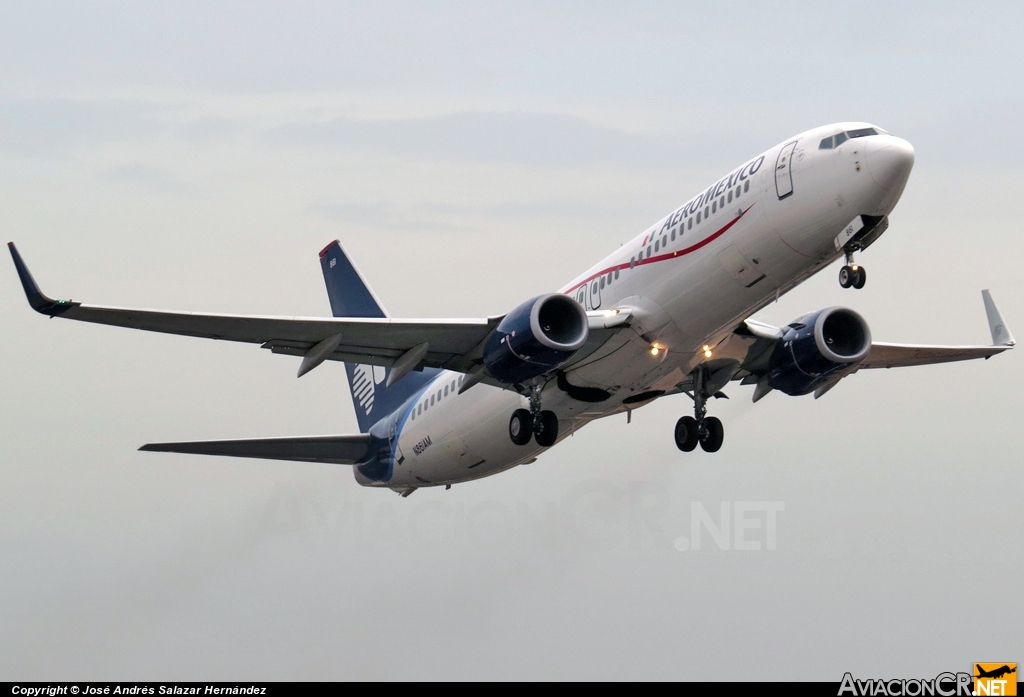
[319,241,438,433]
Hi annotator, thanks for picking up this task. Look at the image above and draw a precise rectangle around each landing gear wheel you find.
[839,265,854,288]
[699,416,724,453]
[852,266,866,289]
[674,416,699,452]
[509,409,533,445]
[533,410,559,447]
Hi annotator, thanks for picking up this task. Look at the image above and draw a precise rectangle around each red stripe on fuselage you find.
[564,204,755,295]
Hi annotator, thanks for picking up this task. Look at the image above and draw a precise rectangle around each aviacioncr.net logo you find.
[839,672,973,696]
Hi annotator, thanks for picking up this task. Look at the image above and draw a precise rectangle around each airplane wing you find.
[9,242,500,376]
[728,290,1013,399]
[140,434,375,464]
[8,243,628,384]
[856,291,1014,369]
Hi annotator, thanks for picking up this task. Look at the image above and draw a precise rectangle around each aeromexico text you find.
[655,155,765,233]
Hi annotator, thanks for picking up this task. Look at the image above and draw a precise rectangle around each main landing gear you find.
[675,368,725,453]
[509,384,559,447]
[838,250,866,289]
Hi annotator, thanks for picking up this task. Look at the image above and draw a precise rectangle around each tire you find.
[509,409,533,445]
[852,266,866,289]
[534,410,559,447]
[699,416,724,453]
[838,265,853,288]
[674,416,699,452]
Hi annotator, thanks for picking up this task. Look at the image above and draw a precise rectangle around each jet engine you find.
[483,293,589,384]
[767,307,872,395]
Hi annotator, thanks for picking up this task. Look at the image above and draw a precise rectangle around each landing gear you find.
[508,384,559,447]
[839,251,866,289]
[534,410,559,447]
[676,368,726,453]
[674,416,699,452]
[509,409,533,445]
[699,416,724,453]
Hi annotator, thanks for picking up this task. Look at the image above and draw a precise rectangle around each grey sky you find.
[1,1,1021,680]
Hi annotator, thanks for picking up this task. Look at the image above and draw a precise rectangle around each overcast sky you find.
[1,1,1021,681]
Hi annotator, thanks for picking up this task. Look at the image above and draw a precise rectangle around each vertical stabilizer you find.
[319,241,438,432]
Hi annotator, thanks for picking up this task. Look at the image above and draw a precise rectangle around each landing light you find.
[703,344,713,358]
[650,345,661,356]
[603,309,619,317]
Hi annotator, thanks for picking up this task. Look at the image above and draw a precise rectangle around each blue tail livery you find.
[318,240,438,433]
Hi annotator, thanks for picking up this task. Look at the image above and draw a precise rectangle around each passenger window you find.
[444,385,449,396]
[704,206,709,217]
[637,251,643,261]
[662,236,667,247]
[654,240,659,252]
[615,269,620,279]
[728,191,733,203]
[647,246,652,257]
[451,380,456,391]
[743,181,749,192]
[671,230,676,241]
[819,136,833,150]
[688,218,693,229]
[834,132,848,147]
[696,212,701,223]
[736,186,741,198]
[630,256,635,269]
[719,197,724,208]
[712,201,717,213]
[600,275,605,288]
[437,390,442,401]
[430,395,435,406]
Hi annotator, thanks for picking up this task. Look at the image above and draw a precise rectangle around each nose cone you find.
[866,136,915,191]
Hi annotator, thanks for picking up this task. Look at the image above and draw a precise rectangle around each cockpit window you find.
[820,128,881,150]
[847,127,878,139]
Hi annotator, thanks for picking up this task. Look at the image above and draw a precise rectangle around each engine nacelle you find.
[767,307,872,396]
[484,293,589,384]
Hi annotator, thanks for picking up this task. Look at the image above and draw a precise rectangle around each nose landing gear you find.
[839,250,866,289]
[508,383,559,447]
[675,368,725,453]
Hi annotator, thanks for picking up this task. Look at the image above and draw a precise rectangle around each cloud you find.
[0,97,241,158]
[0,97,164,157]
[102,163,198,196]
[272,111,683,168]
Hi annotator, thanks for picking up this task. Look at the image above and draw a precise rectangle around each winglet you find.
[7,242,76,316]
[982,290,1015,346]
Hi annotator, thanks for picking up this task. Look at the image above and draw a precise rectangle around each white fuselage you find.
[360,122,915,490]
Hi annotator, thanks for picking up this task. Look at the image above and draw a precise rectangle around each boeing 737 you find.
[9,122,1015,496]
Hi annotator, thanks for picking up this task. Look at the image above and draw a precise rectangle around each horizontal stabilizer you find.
[139,434,374,465]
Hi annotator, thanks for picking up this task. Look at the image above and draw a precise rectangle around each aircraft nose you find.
[866,135,915,190]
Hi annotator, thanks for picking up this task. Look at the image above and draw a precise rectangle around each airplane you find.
[975,665,1017,680]
[8,122,1015,497]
